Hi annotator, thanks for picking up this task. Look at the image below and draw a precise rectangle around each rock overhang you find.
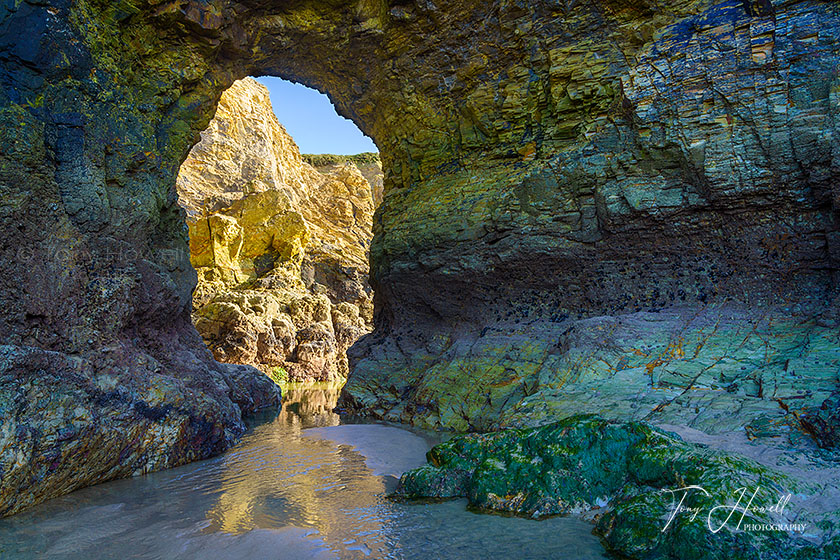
[0,0,839,519]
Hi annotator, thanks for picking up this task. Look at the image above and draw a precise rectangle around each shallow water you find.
[0,386,607,559]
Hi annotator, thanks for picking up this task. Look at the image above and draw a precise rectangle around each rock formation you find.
[399,415,837,560]
[302,152,384,206]
[341,1,840,442]
[176,78,378,383]
[1,1,840,556]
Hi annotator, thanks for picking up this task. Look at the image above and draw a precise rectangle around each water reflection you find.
[205,413,387,545]
[275,381,343,428]
[0,385,608,560]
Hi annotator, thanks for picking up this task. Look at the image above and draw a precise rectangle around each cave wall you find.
[0,0,838,514]
[343,0,840,434]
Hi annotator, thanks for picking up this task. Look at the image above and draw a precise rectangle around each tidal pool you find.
[0,385,607,559]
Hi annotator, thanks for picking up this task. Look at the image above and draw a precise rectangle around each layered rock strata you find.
[1,2,839,545]
[342,1,840,443]
[177,78,378,383]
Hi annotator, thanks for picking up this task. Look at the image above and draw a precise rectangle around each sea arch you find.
[1,0,839,516]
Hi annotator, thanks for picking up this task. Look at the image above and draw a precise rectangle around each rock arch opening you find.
[175,77,382,386]
[0,1,400,516]
[3,2,840,536]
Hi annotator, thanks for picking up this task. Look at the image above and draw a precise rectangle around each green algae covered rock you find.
[404,416,651,515]
[398,415,826,560]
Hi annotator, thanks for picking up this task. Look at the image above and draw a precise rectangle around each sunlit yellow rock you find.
[177,78,381,382]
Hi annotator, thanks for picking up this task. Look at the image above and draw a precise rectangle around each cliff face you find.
[0,0,839,534]
[341,0,840,441]
[177,78,378,382]
[175,78,315,219]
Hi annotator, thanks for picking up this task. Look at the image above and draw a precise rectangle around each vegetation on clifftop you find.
[301,152,380,167]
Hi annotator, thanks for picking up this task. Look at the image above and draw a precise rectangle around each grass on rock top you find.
[301,152,380,167]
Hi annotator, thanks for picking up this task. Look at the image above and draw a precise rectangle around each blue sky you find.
[254,76,378,155]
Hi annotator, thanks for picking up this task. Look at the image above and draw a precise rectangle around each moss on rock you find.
[398,415,825,559]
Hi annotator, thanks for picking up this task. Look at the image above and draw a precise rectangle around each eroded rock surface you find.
[340,0,840,443]
[1,0,839,539]
[177,78,378,382]
[0,337,280,517]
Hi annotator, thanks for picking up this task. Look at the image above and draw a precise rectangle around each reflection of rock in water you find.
[204,411,385,549]
[277,382,342,428]
[0,414,607,560]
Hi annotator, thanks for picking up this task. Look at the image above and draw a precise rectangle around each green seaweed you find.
[398,415,823,560]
